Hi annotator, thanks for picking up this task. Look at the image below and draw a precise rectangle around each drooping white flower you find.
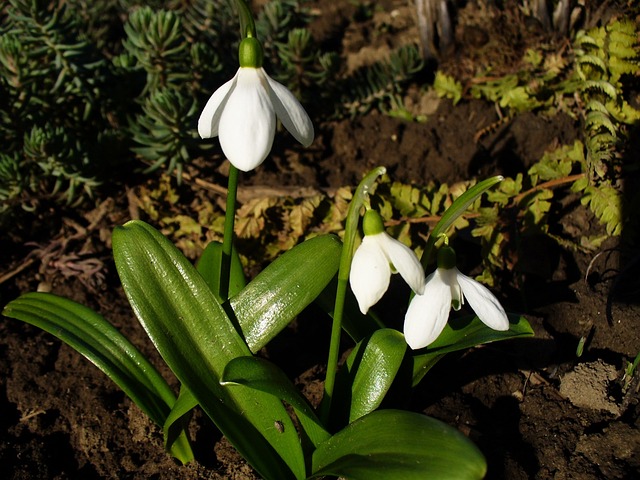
[349,210,425,314]
[198,37,314,172]
[403,245,509,350]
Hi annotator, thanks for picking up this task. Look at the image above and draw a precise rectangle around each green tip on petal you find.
[362,209,385,236]
[437,245,457,270]
[239,37,263,68]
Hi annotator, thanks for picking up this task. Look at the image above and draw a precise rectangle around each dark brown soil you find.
[2,1,639,479]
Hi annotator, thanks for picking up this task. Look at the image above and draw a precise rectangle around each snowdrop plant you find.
[404,240,510,350]
[349,209,425,314]
[197,35,314,172]
[2,1,533,479]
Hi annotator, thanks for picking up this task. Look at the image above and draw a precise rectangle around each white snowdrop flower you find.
[349,210,425,314]
[403,245,509,350]
[198,36,314,172]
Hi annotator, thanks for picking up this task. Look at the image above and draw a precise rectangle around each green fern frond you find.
[433,71,463,105]
[580,184,623,236]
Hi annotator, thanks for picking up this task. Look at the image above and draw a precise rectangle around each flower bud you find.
[436,245,457,270]
[362,209,385,236]
[238,36,263,68]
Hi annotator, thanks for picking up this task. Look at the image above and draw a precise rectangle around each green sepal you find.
[112,220,305,480]
[221,356,331,449]
[412,314,534,386]
[1,292,194,464]
[229,234,342,353]
[310,409,487,479]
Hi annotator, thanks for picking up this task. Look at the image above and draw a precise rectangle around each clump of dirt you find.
[560,359,620,415]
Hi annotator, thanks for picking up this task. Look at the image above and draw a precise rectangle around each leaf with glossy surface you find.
[2,292,193,464]
[229,234,342,352]
[311,409,486,479]
[163,385,197,453]
[196,240,246,301]
[112,220,305,480]
[221,356,330,448]
[421,176,503,269]
[345,329,407,422]
[412,314,533,386]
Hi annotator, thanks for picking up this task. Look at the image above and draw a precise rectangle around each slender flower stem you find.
[420,175,503,270]
[322,166,386,424]
[234,0,256,38]
[219,165,239,301]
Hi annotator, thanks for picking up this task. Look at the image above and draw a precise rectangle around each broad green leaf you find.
[412,314,533,386]
[345,329,407,423]
[221,356,330,448]
[196,240,246,301]
[2,292,193,464]
[112,220,305,480]
[229,234,342,353]
[311,409,486,479]
[421,176,503,269]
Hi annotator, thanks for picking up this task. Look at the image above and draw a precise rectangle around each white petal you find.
[456,271,509,331]
[218,68,276,171]
[198,71,238,138]
[264,69,314,147]
[349,236,391,314]
[378,233,425,295]
[403,270,452,349]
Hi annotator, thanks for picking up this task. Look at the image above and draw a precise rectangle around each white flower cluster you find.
[349,213,509,349]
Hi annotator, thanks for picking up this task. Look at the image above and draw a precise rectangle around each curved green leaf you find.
[421,176,503,269]
[229,234,342,353]
[163,385,197,453]
[221,356,330,448]
[2,292,193,464]
[412,314,533,386]
[311,409,486,479]
[112,220,305,480]
[346,329,407,422]
[196,240,246,302]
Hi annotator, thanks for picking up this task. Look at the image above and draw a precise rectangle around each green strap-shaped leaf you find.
[421,176,503,269]
[221,356,331,449]
[326,328,407,430]
[345,329,407,423]
[229,234,342,353]
[412,314,534,386]
[161,242,247,437]
[196,240,246,302]
[163,385,197,453]
[311,409,486,479]
[112,220,305,480]
[2,292,193,464]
